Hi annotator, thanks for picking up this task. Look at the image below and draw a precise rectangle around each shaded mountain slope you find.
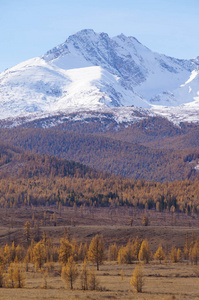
[0,143,101,180]
[0,128,198,181]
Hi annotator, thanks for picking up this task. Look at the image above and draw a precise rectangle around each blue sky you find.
[0,0,199,72]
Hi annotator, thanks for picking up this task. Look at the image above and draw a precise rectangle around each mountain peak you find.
[115,33,128,41]
[68,28,97,40]
[0,29,199,124]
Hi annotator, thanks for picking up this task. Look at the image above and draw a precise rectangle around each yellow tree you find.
[108,243,118,261]
[13,263,25,288]
[58,238,72,265]
[139,240,151,264]
[132,236,141,260]
[4,262,15,288]
[42,232,53,263]
[71,239,79,262]
[177,248,181,262]
[88,234,104,271]
[61,256,79,290]
[24,239,35,268]
[117,241,135,264]
[33,241,46,270]
[184,234,189,260]
[124,240,135,264]
[118,246,126,264]
[4,244,11,265]
[80,259,89,290]
[154,245,165,264]
[16,245,25,262]
[88,269,99,290]
[130,266,144,293]
[190,241,199,265]
[170,246,177,263]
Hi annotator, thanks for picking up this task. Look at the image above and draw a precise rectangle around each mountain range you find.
[0,29,199,125]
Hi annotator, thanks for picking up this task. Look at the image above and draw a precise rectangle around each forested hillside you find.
[1,126,199,181]
[0,143,101,179]
[103,117,199,149]
[0,143,199,214]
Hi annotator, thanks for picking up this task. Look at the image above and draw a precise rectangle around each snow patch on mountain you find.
[181,69,199,87]
[0,57,149,120]
[151,99,199,124]
[150,69,199,107]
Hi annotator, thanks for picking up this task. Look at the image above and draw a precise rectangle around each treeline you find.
[5,114,199,149]
[0,175,199,213]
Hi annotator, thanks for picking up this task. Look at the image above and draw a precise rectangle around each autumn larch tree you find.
[5,262,15,288]
[190,241,199,265]
[183,234,189,260]
[132,236,141,260]
[139,239,151,264]
[108,243,118,261]
[154,245,165,264]
[33,241,46,270]
[88,234,104,271]
[13,263,25,288]
[130,266,144,293]
[170,246,178,263]
[88,269,99,290]
[117,241,135,264]
[59,238,72,265]
[61,256,79,290]
[80,259,89,290]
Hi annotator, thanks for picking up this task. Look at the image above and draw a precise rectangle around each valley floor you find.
[0,262,198,300]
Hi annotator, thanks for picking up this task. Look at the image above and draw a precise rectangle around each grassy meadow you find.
[0,206,199,299]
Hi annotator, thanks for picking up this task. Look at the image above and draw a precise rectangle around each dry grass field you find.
[0,262,198,300]
[0,206,199,299]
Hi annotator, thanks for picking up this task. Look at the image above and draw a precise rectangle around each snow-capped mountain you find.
[0,29,199,124]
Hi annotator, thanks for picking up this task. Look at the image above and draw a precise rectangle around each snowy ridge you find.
[0,106,156,129]
[0,29,199,125]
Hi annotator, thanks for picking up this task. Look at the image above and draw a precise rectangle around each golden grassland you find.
[0,262,198,300]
